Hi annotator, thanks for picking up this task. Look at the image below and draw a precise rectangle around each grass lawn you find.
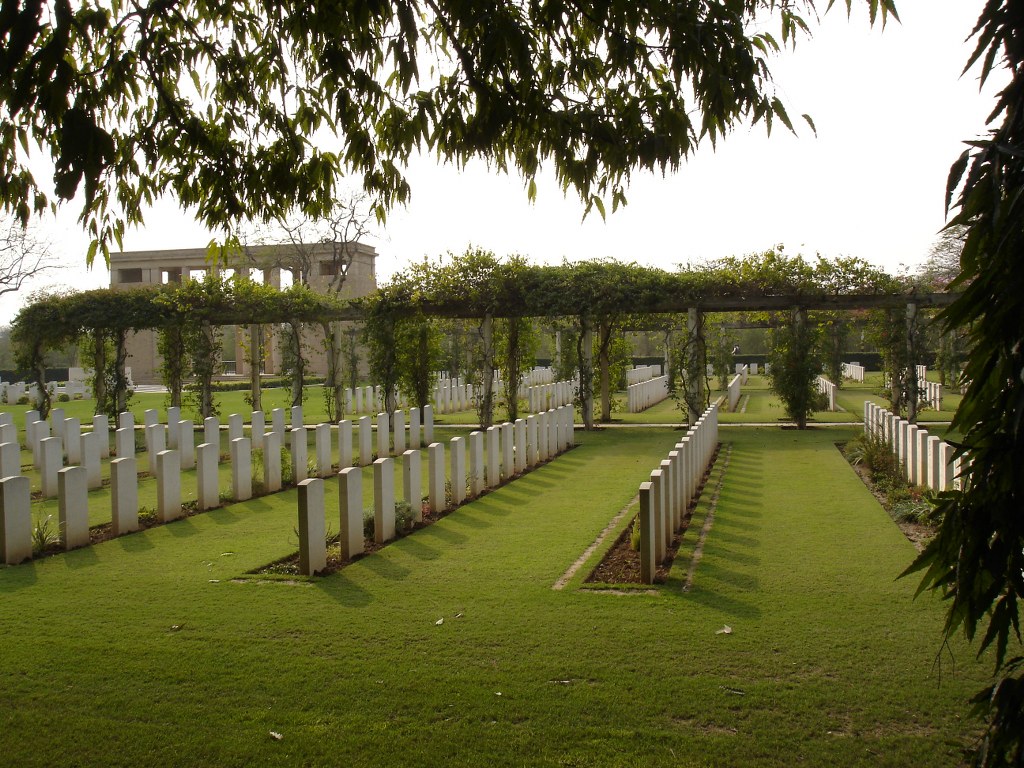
[0,424,993,766]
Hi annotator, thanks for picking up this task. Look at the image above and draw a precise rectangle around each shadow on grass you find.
[63,545,100,569]
[680,580,763,620]
[313,575,373,607]
[165,517,200,538]
[0,560,38,591]
[414,524,468,546]
[360,553,412,581]
[395,535,442,562]
[117,531,156,552]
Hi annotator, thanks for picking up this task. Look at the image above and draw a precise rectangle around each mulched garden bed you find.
[837,441,936,551]
[584,446,719,586]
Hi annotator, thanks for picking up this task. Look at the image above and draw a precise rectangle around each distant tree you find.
[766,308,822,429]
[0,218,59,300]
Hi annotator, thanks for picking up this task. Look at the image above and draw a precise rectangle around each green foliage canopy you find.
[1,0,893,260]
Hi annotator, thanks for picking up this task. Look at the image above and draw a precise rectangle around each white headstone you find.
[501,422,514,481]
[486,426,500,488]
[393,410,406,455]
[178,420,195,470]
[92,415,110,459]
[110,457,138,535]
[377,412,390,458]
[251,411,265,450]
[339,419,354,468]
[315,423,332,478]
[40,436,62,498]
[469,431,484,497]
[0,476,32,564]
[196,443,219,511]
[409,407,421,449]
[118,411,134,432]
[64,417,81,464]
[450,437,466,506]
[156,449,182,522]
[428,442,447,513]
[58,466,90,550]
[114,426,134,459]
[230,437,252,501]
[166,407,181,448]
[297,478,327,576]
[228,413,243,443]
[339,466,363,559]
[290,428,308,484]
[403,449,422,522]
[290,405,303,429]
[526,416,539,467]
[0,441,19,479]
[145,423,165,475]
[374,457,396,544]
[263,431,282,493]
[422,404,434,445]
[358,416,372,467]
[271,408,286,435]
[204,416,220,448]
[81,431,102,490]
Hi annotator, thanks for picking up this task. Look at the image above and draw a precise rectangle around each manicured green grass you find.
[0,424,994,766]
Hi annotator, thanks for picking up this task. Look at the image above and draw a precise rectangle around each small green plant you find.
[280,447,293,486]
[137,506,157,526]
[395,500,414,533]
[31,515,59,554]
[57,393,71,402]
[363,508,375,540]
[16,395,29,405]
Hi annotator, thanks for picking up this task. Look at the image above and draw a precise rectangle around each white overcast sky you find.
[0,0,1001,325]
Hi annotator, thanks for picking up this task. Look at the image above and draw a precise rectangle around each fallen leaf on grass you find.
[435,618,444,626]
[719,686,745,696]
[454,612,464,619]
[715,625,732,635]
[269,731,283,741]
[169,624,184,632]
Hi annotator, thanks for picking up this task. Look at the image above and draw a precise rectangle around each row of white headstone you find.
[733,364,750,384]
[816,376,838,411]
[627,375,670,413]
[921,380,943,411]
[635,404,720,584]
[294,405,577,575]
[727,374,742,412]
[525,380,574,413]
[0,402,445,564]
[863,401,961,491]
[433,378,473,414]
[626,365,661,387]
[841,362,866,382]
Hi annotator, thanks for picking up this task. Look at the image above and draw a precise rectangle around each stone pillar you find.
[339,419,354,468]
[315,423,332,478]
[638,481,655,585]
[40,436,62,498]
[373,458,396,544]
[291,428,308,484]
[263,431,282,493]
[462,431,481,498]
[409,406,421,449]
[58,466,90,550]
[358,416,372,466]
[156,449,182,522]
[178,420,195,470]
[110,457,138,535]
[92,415,110,459]
[422,404,434,445]
[0,476,32,564]
[428,442,447,513]
[297,478,327,576]
[486,426,500,488]
[393,410,406,455]
[377,411,390,458]
[339,466,363,559]
[230,437,252,501]
[81,432,102,490]
[403,449,422,522]
[450,437,466,505]
[196,443,219,510]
